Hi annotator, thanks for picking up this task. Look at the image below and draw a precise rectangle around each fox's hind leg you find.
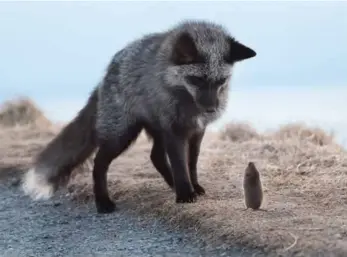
[93,123,142,214]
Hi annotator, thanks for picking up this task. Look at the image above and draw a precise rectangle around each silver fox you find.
[22,20,256,213]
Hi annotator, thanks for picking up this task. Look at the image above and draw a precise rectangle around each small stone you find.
[53,202,61,207]
[10,178,21,187]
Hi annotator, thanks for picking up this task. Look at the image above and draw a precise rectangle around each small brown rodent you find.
[243,162,263,210]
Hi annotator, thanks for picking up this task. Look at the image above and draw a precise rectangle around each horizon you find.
[1,1,346,147]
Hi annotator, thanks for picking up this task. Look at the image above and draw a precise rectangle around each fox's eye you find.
[185,75,206,86]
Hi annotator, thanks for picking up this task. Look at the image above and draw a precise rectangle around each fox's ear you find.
[225,37,256,63]
[171,32,204,65]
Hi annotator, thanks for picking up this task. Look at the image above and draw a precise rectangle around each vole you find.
[243,162,263,210]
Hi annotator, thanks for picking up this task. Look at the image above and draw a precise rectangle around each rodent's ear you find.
[225,37,256,64]
[170,32,204,65]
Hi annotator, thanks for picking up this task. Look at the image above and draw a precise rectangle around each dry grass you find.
[0,97,91,177]
[1,98,347,256]
[0,97,52,128]
[220,121,261,142]
[271,122,336,146]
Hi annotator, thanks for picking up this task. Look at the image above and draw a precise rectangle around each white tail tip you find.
[21,168,54,200]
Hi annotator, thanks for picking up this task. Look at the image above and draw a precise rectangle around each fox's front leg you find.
[188,129,206,195]
[164,133,197,203]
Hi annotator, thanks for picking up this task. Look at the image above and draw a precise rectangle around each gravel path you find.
[0,175,262,257]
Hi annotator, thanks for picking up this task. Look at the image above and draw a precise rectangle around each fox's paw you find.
[95,197,116,214]
[164,176,174,189]
[193,183,206,196]
[176,184,197,203]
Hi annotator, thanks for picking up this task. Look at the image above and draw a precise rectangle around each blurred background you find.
[0,1,346,146]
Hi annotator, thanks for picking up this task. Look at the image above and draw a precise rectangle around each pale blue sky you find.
[0,1,347,145]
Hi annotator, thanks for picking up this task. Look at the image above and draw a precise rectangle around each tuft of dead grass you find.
[0,98,91,176]
[220,121,261,142]
[271,122,336,146]
[1,99,347,257]
[0,97,52,129]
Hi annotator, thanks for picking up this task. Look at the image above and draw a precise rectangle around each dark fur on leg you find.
[92,147,117,213]
[164,133,196,203]
[93,124,142,214]
[145,128,174,188]
[150,138,174,188]
[188,129,206,195]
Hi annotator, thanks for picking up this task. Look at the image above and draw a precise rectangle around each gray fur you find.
[97,20,255,138]
[22,20,256,207]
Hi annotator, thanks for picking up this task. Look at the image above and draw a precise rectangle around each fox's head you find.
[162,20,256,114]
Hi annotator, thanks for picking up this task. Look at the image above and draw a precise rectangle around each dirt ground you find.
[1,98,347,257]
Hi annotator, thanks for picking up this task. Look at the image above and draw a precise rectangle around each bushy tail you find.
[22,88,99,200]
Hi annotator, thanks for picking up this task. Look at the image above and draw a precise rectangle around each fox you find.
[21,20,256,213]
